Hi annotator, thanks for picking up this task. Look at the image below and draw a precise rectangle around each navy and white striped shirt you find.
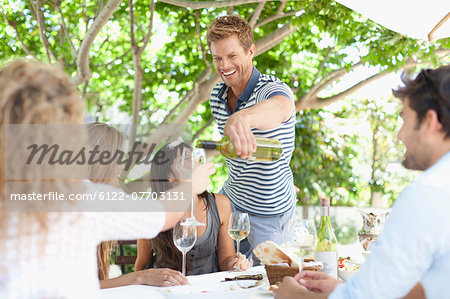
[210,66,296,216]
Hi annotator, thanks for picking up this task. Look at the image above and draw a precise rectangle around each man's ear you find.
[424,109,443,136]
[248,43,255,60]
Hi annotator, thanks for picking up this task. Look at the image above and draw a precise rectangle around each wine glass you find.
[293,219,317,273]
[227,212,250,271]
[182,147,207,226]
[173,217,197,276]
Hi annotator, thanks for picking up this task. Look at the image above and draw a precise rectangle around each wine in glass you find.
[227,212,250,271]
[173,217,197,276]
[293,219,317,273]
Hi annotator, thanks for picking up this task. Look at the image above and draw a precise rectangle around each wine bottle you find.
[195,136,282,161]
[314,198,338,279]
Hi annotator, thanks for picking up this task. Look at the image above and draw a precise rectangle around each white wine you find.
[196,136,282,161]
[314,198,338,279]
[228,229,250,241]
[295,246,314,259]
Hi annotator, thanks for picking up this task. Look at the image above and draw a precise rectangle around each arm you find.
[135,239,152,271]
[100,268,188,288]
[330,186,436,298]
[224,95,294,158]
[215,194,250,271]
[160,162,216,231]
[403,283,425,299]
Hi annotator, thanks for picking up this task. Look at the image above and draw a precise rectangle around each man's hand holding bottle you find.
[223,110,257,159]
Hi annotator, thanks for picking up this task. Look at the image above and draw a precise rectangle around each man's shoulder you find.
[258,72,285,84]
[210,82,226,98]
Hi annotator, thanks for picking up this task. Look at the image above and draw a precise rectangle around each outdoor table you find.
[100,265,273,299]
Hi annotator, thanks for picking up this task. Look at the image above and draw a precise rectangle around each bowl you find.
[338,259,361,281]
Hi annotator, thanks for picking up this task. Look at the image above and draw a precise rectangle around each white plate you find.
[100,285,165,299]
[158,280,266,299]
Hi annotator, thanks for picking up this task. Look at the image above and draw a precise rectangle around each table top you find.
[100,266,273,299]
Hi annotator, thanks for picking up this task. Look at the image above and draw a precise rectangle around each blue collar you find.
[217,66,260,114]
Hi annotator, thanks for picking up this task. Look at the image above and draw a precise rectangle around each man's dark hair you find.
[393,65,450,138]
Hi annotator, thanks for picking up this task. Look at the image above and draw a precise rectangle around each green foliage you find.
[0,0,444,207]
[291,109,359,206]
[332,218,358,245]
[340,97,419,206]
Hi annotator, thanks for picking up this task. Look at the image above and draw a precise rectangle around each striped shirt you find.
[209,66,296,216]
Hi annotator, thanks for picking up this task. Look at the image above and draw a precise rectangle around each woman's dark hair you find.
[148,141,209,271]
[393,65,450,138]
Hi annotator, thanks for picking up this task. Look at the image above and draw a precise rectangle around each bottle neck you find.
[197,140,221,150]
[320,206,330,217]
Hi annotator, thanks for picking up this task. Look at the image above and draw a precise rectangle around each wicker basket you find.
[265,263,322,285]
[265,265,299,285]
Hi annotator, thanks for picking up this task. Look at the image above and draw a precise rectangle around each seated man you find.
[275,65,450,299]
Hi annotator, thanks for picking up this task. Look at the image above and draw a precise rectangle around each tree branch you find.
[129,0,137,49]
[192,118,214,141]
[55,0,77,57]
[32,0,57,63]
[139,0,155,52]
[311,47,332,85]
[309,61,363,98]
[255,22,298,56]
[162,67,212,124]
[158,0,299,9]
[306,71,392,109]
[256,10,300,28]
[249,1,266,28]
[94,49,131,68]
[195,11,211,69]
[72,0,124,86]
[1,11,36,58]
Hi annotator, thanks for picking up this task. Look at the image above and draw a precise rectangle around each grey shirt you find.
[150,193,221,275]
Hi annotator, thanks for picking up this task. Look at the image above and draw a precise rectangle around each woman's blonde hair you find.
[0,60,85,242]
[86,122,125,280]
[86,122,126,188]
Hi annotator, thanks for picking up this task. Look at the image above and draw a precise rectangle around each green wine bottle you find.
[314,198,338,279]
[195,136,282,161]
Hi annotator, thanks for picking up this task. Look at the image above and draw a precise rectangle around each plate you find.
[158,280,266,298]
[100,285,165,299]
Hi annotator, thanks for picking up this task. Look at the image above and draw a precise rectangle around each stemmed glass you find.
[293,219,317,273]
[173,217,197,276]
[181,147,207,226]
[227,212,250,271]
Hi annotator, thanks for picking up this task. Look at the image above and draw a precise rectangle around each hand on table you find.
[296,270,342,295]
[223,111,256,159]
[225,253,251,271]
[137,268,188,287]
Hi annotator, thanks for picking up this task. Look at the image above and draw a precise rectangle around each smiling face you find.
[210,34,254,93]
[397,98,431,171]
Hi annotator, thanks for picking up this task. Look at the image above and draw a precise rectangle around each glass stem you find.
[236,240,241,271]
[182,251,186,276]
[299,255,303,273]
[191,196,195,218]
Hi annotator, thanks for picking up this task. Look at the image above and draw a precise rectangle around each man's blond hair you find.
[206,15,254,51]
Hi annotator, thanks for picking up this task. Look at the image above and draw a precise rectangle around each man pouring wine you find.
[204,14,297,259]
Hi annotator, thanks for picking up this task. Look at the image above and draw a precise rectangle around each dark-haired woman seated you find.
[135,142,250,285]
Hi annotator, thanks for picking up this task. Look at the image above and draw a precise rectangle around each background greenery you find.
[1,0,447,209]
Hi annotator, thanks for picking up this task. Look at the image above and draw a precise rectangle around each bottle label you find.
[314,251,337,279]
